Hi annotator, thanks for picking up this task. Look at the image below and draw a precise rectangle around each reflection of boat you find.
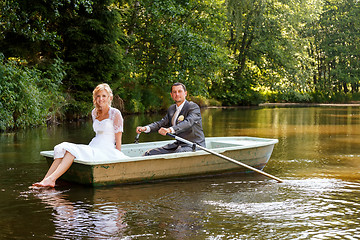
[40,137,278,187]
[32,188,128,239]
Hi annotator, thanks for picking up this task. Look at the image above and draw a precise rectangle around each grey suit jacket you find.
[146,101,206,148]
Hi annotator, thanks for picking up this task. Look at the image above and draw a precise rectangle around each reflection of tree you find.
[33,189,128,239]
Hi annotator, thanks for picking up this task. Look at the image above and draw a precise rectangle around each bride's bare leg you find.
[44,158,62,179]
[33,152,75,188]
[32,158,61,187]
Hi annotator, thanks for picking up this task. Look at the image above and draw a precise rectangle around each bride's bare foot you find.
[31,178,56,188]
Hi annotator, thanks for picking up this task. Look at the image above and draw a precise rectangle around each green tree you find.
[0,0,62,63]
[212,0,322,104]
[121,0,228,112]
[0,54,66,130]
[0,0,128,103]
[57,0,128,103]
[312,0,360,100]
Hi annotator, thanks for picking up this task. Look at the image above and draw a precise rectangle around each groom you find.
[136,82,206,156]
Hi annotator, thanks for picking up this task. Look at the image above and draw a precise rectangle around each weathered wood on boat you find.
[40,137,278,186]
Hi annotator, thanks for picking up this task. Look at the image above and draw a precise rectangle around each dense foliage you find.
[0,54,65,130]
[1,0,360,130]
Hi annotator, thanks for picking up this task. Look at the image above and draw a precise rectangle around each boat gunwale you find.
[40,136,278,166]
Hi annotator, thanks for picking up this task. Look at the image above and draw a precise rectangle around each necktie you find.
[172,108,180,126]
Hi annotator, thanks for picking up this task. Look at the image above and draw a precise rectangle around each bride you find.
[32,83,129,188]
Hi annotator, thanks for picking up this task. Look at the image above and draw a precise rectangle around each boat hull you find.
[41,137,278,186]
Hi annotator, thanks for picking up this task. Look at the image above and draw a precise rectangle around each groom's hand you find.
[158,127,171,136]
[136,126,146,134]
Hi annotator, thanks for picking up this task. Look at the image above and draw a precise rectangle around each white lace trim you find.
[92,107,123,133]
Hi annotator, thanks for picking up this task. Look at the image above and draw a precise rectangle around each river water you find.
[1,107,360,239]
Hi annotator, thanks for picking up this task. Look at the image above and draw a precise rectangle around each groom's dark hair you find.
[171,82,186,92]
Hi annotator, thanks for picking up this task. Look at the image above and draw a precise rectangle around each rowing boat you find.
[40,136,278,186]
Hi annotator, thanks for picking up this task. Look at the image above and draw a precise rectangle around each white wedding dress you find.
[53,107,129,162]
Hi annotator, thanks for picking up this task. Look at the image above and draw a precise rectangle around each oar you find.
[166,133,283,183]
[135,133,141,144]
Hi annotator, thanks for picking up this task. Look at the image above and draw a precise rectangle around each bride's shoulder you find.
[109,107,122,118]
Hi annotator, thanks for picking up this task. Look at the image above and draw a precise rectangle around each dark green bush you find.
[0,54,66,130]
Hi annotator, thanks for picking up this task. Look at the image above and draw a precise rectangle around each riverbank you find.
[259,102,360,107]
[205,102,360,109]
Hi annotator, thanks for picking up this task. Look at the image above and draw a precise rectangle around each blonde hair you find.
[93,83,113,115]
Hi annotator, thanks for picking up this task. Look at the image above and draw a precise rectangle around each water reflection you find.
[32,188,128,239]
[27,176,360,239]
[28,181,211,240]
[3,106,360,239]
[92,183,209,240]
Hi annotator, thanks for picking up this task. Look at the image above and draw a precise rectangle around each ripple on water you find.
[13,177,360,240]
[203,178,360,239]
